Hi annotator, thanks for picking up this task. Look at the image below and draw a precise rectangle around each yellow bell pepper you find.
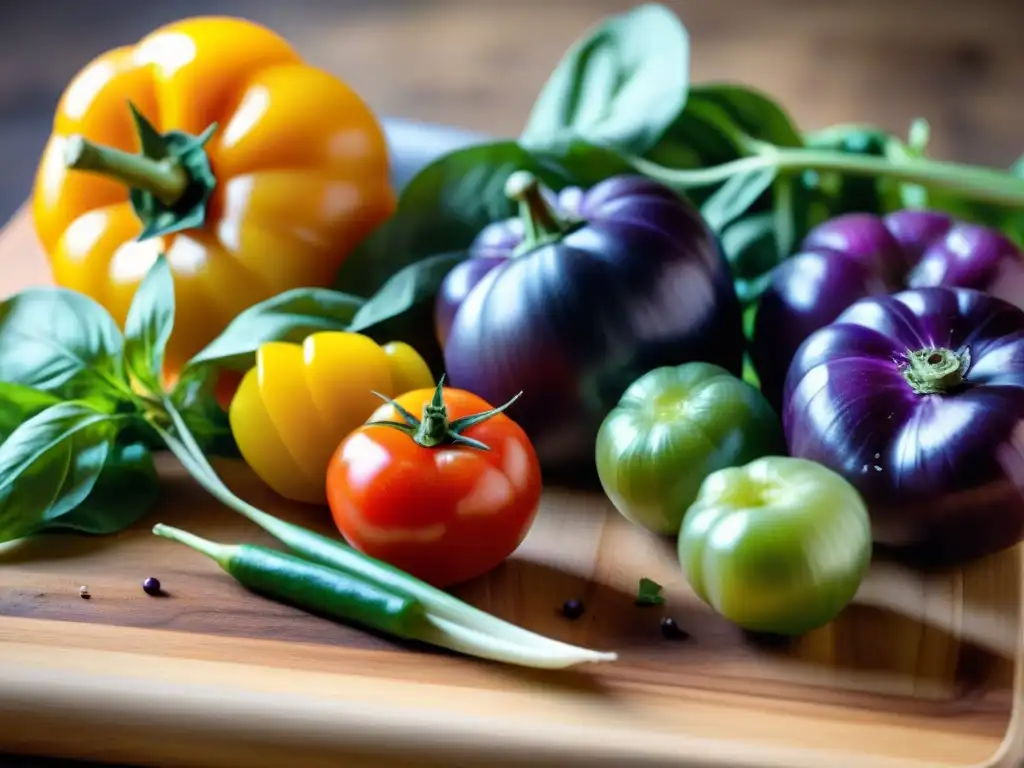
[230,331,434,504]
[31,16,395,375]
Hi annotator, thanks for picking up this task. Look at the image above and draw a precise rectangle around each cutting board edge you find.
[0,616,987,768]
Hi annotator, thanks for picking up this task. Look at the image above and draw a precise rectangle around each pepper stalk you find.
[62,102,218,240]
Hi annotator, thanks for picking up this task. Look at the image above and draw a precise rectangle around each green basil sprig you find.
[0,304,149,538]
[516,4,1024,308]
[0,260,616,669]
[520,3,689,156]
[631,102,1024,304]
[123,256,176,396]
[0,256,220,543]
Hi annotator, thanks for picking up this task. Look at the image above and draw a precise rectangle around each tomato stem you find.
[901,346,971,394]
[368,376,523,451]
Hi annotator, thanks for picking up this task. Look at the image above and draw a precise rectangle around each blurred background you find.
[1,0,1023,220]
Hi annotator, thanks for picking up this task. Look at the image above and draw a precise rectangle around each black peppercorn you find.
[142,577,162,596]
[561,599,584,619]
[660,616,688,640]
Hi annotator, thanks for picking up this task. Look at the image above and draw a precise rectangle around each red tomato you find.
[325,384,542,587]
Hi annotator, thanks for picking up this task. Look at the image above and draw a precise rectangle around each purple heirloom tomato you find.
[438,171,744,473]
[784,286,1024,565]
[752,211,1024,410]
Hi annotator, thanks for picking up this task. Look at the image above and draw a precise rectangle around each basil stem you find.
[633,148,1024,210]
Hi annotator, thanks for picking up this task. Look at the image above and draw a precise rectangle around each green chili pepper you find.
[154,417,618,668]
[152,524,423,640]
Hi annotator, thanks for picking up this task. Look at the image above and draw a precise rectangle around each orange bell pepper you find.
[31,16,396,377]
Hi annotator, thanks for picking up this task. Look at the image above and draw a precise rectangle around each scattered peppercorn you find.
[142,577,162,596]
[561,599,585,619]
[660,616,688,640]
[79,586,90,600]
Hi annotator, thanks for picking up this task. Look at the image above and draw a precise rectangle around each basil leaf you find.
[169,370,238,458]
[42,441,159,535]
[349,251,470,378]
[645,85,801,170]
[333,140,627,300]
[520,4,689,156]
[123,255,175,394]
[701,166,777,233]
[0,287,126,399]
[183,288,364,372]
[0,402,120,543]
[687,84,803,149]
[643,107,740,174]
[349,251,468,335]
[635,577,665,606]
[0,382,61,438]
[335,142,540,297]
[534,141,636,185]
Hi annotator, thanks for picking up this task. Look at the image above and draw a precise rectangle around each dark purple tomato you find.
[752,211,1024,411]
[783,286,1024,566]
[437,171,744,474]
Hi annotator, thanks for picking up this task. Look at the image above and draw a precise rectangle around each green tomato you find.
[678,456,872,636]
[595,362,783,535]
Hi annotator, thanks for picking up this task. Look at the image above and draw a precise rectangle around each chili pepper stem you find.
[153,523,235,569]
[63,135,189,208]
[504,171,568,255]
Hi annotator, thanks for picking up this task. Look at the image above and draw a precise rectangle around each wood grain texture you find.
[0,210,1023,767]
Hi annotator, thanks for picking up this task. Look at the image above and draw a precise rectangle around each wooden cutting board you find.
[0,204,1023,768]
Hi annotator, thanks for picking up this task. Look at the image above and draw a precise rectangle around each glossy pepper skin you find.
[751,211,1024,411]
[678,456,871,636]
[229,332,434,505]
[32,17,395,376]
[784,287,1024,565]
[438,172,744,474]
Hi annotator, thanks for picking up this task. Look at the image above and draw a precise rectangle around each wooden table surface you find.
[2,2,1024,766]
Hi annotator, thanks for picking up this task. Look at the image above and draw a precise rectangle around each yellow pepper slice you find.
[229,332,434,504]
